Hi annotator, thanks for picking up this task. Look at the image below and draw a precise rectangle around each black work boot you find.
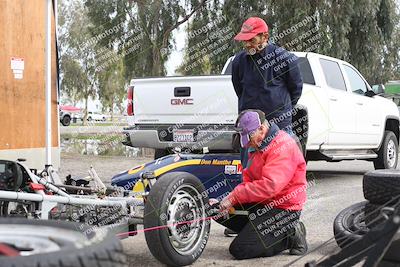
[289,221,308,255]
[224,228,238,237]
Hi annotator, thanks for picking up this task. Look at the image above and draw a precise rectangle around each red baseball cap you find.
[234,17,269,41]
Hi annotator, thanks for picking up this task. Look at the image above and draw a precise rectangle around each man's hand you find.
[219,195,234,212]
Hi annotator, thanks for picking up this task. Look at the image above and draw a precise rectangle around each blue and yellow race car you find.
[112,153,243,199]
[111,153,243,266]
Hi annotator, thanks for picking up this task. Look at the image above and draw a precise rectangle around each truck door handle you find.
[356,102,363,106]
[174,87,191,97]
[329,97,338,101]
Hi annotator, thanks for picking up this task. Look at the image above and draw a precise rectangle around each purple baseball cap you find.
[235,110,265,148]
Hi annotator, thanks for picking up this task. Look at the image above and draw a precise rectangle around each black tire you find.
[363,170,400,205]
[61,115,71,126]
[374,131,398,169]
[0,218,127,267]
[364,202,387,229]
[333,202,400,262]
[144,172,211,266]
[154,149,169,160]
[333,201,369,248]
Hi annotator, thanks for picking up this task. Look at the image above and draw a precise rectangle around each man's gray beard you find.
[246,42,268,55]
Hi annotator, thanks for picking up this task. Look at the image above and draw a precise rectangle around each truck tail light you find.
[127,86,134,116]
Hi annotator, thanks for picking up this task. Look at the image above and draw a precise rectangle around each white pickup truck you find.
[123,52,400,169]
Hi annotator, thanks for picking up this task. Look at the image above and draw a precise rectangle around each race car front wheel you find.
[144,172,211,266]
[0,218,127,267]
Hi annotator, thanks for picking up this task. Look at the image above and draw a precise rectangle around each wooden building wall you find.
[0,0,59,152]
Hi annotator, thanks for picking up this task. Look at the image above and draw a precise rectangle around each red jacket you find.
[229,125,307,211]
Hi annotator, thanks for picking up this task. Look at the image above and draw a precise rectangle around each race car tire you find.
[363,169,400,205]
[333,202,400,262]
[374,131,398,170]
[144,172,211,267]
[0,218,127,267]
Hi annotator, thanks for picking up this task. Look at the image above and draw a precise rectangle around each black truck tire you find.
[0,218,127,267]
[374,131,398,169]
[333,202,400,262]
[61,115,71,126]
[144,172,211,267]
[363,170,400,205]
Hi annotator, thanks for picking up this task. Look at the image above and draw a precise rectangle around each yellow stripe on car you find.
[153,159,202,177]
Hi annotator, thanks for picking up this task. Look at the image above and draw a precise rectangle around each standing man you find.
[231,17,303,166]
[216,109,308,260]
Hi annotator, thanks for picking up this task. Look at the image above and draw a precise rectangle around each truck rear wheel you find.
[0,218,127,267]
[144,172,210,266]
[374,131,398,169]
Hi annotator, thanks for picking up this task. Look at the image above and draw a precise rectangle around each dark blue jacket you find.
[231,44,303,130]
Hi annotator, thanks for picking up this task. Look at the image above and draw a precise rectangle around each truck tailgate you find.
[132,75,237,125]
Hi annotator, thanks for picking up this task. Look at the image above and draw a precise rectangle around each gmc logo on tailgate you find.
[171,98,194,105]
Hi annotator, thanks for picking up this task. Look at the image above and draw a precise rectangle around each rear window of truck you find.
[298,57,315,85]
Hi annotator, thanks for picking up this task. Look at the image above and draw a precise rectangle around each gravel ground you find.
[59,153,378,267]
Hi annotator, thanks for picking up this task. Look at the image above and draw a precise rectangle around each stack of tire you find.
[334,170,400,266]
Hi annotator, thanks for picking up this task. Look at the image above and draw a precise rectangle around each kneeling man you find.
[216,109,308,260]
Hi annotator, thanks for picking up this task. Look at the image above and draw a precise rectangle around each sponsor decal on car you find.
[224,165,237,175]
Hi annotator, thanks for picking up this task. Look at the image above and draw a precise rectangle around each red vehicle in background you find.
[59,105,81,126]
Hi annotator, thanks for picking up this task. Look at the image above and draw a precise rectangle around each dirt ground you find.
[59,153,150,185]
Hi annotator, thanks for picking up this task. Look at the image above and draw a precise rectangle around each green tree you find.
[59,0,97,124]
[98,56,126,120]
[84,0,207,78]
[179,0,399,85]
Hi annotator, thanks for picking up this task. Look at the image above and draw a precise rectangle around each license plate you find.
[173,130,195,142]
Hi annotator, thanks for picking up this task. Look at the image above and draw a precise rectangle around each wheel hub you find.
[166,185,207,255]
[387,140,396,168]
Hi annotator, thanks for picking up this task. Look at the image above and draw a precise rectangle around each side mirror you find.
[364,90,376,97]
[372,84,385,95]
